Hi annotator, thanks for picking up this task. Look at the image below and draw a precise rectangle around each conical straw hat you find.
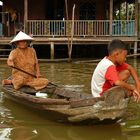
[10,31,34,44]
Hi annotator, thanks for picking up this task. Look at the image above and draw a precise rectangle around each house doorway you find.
[79,2,96,20]
[46,0,64,20]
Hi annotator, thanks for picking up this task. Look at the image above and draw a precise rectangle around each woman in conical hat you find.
[3,31,49,90]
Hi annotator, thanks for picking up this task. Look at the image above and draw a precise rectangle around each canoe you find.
[2,83,130,124]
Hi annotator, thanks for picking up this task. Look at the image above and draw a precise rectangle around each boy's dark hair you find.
[108,39,128,54]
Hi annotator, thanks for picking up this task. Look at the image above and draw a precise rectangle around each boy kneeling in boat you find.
[2,31,49,90]
[91,39,140,102]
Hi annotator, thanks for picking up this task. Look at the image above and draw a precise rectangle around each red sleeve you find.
[116,63,129,72]
[105,65,120,86]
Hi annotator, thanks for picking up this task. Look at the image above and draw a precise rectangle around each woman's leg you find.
[12,75,25,90]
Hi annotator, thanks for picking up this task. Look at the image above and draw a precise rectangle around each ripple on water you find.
[0,128,13,140]
[129,125,140,129]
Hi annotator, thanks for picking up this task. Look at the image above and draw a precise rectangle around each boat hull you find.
[2,85,129,124]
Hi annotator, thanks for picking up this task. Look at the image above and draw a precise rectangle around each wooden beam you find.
[24,0,28,32]
[65,0,69,20]
[138,0,140,38]
[109,0,113,35]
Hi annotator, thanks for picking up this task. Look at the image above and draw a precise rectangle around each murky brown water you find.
[0,58,140,140]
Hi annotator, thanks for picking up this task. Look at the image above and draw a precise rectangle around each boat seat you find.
[103,86,129,106]
[53,88,91,100]
[19,84,56,95]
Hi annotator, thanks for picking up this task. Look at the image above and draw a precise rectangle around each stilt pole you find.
[65,0,71,61]
[134,41,138,55]
[50,42,54,59]
[68,4,75,62]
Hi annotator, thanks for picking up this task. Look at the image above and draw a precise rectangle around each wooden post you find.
[134,0,138,56]
[50,42,54,59]
[109,0,113,35]
[7,12,10,36]
[135,0,138,36]
[65,0,69,20]
[24,0,28,33]
[119,1,121,19]
[138,0,140,38]
[126,2,128,20]
[68,4,75,62]
[133,56,137,68]
[134,41,138,55]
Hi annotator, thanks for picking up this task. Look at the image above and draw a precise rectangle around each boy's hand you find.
[132,89,140,102]
[136,83,140,93]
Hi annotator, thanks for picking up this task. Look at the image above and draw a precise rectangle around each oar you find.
[11,66,37,78]
[10,66,57,86]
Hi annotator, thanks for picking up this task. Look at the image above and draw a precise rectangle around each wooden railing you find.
[26,20,135,37]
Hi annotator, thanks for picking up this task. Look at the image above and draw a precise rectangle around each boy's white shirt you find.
[91,57,115,97]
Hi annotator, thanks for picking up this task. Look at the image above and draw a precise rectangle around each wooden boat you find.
[2,84,130,124]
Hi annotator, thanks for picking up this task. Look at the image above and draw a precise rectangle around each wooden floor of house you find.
[0,36,139,60]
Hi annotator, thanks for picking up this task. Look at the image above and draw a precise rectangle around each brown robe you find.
[9,47,49,90]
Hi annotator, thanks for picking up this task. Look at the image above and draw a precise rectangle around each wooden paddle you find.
[10,66,57,86]
[11,66,37,78]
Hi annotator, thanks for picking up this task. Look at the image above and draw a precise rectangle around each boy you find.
[91,39,140,101]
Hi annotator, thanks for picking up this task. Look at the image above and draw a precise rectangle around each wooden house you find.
[0,0,139,59]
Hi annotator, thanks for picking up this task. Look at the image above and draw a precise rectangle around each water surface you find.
[0,58,140,140]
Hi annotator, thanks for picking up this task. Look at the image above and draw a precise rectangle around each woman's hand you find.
[36,72,41,78]
[7,59,14,67]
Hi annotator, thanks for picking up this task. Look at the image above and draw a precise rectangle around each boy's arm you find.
[127,64,140,92]
[115,80,140,102]
[115,80,135,92]
[106,65,140,101]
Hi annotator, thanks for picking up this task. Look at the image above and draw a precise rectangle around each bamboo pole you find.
[65,0,70,61]
[68,4,75,62]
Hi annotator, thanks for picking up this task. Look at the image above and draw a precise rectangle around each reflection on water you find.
[0,97,128,140]
[30,124,126,140]
[0,59,140,139]
[1,96,127,140]
[0,92,12,140]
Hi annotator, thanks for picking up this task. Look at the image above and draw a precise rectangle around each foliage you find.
[114,2,135,20]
